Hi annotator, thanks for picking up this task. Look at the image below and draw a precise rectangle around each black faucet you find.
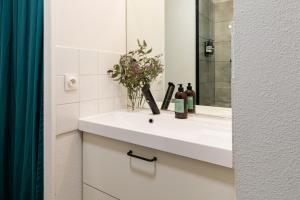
[142,84,160,115]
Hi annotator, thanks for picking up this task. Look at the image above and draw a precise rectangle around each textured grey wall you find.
[233,1,300,200]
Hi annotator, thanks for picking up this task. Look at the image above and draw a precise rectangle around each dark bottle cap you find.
[187,83,192,90]
[168,82,175,87]
[178,84,184,92]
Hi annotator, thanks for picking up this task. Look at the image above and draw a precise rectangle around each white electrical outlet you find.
[64,74,78,91]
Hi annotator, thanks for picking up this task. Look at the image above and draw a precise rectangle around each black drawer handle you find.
[127,150,157,162]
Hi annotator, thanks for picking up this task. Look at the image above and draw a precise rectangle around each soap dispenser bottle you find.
[175,84,188,119]
[185,83,196,113]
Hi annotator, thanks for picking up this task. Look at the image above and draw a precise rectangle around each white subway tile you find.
[98,98,114,113]
[56,47,79,75]
[114,96,127,110]
[56,103,79,135]
[80,100,98,117]
[98,74,125,99]
[80,75,98,101]
[98,75,115,98]
[79,49,98,75]
[98,96,126,113]
[99,51,121,75]
[117,84,127,97]
[55,131,82,200]
[56,76,79,105]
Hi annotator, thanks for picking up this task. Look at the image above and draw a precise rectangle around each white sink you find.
[79,110,232,168]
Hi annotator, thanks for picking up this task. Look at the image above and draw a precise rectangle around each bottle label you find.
[188,96,194,109]
[206,46,213,53]
[175,99,184,113]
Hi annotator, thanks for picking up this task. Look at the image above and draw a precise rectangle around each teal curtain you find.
[0,0,44,199]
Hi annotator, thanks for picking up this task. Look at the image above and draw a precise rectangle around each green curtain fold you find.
[0,0,44,199]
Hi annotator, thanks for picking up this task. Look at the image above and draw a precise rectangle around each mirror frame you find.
[195,0,200,104]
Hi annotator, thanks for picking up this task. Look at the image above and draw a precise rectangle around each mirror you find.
[127,0,233,108]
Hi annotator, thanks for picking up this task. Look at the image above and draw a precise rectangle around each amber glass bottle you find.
[185,83,196,113]
[175,84,188,119]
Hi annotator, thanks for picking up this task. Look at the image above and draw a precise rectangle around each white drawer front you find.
[83,184,118,200]
[83,133,234,200]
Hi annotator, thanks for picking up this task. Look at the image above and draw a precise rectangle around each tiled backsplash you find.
[55,45,164,135]
[55,46,127,135]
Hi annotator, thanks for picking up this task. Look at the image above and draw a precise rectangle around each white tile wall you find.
[56,47,80,75]
[98,75,116,99]
[98,98,115,113]
[55,45,165,133]
[98,97,125,113]
[56,76,80,105]
[55,46,127,136]
[54,46,127,200]
[56,103,79,134]
[80,75,99,101]
[54,1,127,199]
[80,49,98,75]
[80,100,98,117]
[55,131,82,200]
[99,51,121,75]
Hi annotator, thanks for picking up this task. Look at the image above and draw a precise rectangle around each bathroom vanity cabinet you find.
[83,133,234,200]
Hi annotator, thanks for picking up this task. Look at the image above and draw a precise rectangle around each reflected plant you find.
[108,40,164,111]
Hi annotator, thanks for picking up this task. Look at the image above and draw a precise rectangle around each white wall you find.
[233,1,300,200]
[55,0,126,52]
[52,0,127,199]
[165,0,195,88]
[127,0,165,100]
[126,0,196,99]
[44,0,55,199]
[127,0,196,93]
[127,0,165,56]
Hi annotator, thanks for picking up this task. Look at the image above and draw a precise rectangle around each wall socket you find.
[64,74,78,91]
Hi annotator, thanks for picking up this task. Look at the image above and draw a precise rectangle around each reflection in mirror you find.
[127,0,233,108]
[197,0,233,108]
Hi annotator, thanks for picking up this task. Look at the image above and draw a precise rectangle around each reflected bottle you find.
[175,84,188,119]
[185,83,196,113]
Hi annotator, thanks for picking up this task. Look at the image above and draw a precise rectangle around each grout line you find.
[79,74,99,76]
[56,130,80,138]
[79,99,99,103]
[57,102,80,106]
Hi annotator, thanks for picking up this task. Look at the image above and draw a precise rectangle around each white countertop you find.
[79,110,232,168]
